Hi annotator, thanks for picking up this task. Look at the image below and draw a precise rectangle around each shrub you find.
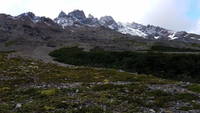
[50,47,200,82]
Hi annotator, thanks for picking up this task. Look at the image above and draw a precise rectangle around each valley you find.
[1,10,200,113]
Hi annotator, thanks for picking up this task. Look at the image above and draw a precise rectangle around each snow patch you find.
[154,36,160,39]
[190,37,200,40]
[168,33,178,40]
[118,23,147,38]
[55,18,74,28]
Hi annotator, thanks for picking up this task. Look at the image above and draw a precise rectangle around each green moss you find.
[0,87,10,92]
[40,89,57,96]
[43,105,56,111]
[147,90,173,107]
[179,103,200,111]
[175,93,199,102]
[0,104,10,113]
[134,74,176,84]
[187,84,200,93]
[192,103,200,110]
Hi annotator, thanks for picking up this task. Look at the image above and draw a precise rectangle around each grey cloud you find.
[141,0,198,32]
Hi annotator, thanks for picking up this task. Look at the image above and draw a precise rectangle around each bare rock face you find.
[17,12,40,23]
[68,10,86,20]
[58,11,68,18]
[55,10,100,28]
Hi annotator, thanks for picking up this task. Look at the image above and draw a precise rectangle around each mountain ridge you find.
[53,10,200,42]
[1,9,200,59]
[2,9,200,42]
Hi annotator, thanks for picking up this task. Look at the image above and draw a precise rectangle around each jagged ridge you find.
[1,9,200,42]
[53,10,200,42]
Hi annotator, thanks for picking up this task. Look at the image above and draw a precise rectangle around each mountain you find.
[54,10,100,28]
[2,10,200,113]
[53,10,200,42]
[1,9,200,59]
[2,9,198,42]
[0,12,144,55]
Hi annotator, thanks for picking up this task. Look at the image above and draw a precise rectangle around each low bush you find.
[50,47,200,82]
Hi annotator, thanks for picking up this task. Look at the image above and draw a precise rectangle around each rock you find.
[58,11,67,18]
[68,10,86,20]
[30,62,35,65]
[118,69,125,72]
[148,84,188,94]
[75,89,79,93]
[15,103,22,108]
[149,109,156,113]
[124,89,129,93]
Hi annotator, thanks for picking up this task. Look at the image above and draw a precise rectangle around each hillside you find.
[1,10,200,64]
[1,52,200,113]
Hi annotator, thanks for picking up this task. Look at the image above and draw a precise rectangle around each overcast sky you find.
[0,0,200,33]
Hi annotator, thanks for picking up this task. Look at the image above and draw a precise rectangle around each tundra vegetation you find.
[1,51,200,113]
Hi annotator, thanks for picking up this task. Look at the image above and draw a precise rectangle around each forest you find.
[50,47,200,82]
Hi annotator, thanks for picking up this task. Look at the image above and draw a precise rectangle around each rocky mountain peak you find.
[88,14,94,19]
[17,12,36,19]
[1,9,200,49]
[130,22,145,29]
[52,9,200,42]
[55,10,100,28]
[68,10,86,20]
[99,16,118,30]
[58,11,67,18]
[16,12,41,23]
[99,16,115,24]
[173,31,187,38]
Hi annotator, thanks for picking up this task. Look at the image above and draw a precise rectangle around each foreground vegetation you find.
[1,52,200,112]
[50,47,200,82]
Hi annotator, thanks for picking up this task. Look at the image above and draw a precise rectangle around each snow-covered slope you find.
[118,23,147,37]
[99,16,119,30]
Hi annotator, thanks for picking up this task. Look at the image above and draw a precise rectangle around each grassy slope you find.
[1,52,200,113]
